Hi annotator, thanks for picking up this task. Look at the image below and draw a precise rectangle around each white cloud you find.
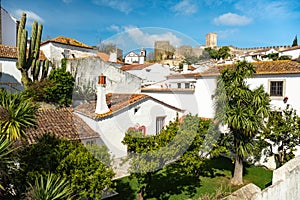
[92,0,134,14]
[123,26,182,47]
[213,12,252,26]
[15,9,44,23]
[107,25,121,32]
[172,0,198,15]
[102,26,183,52]
[217,29,239,38]
[235,0,300,19]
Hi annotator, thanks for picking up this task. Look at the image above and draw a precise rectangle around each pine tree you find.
[292,35,298,47]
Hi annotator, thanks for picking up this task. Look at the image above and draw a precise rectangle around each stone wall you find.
[225,156,300,200]
[67,56,141,94]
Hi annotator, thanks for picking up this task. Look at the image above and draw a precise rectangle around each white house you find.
[40,36,97,67]
[1,6,18,46]
[279,46,300,60]
[124,48,146,64]
[238,48,278,62]
[0,44,47,91]
[74,75,183,158]
[121,63,171,86]
[143,60,300,118]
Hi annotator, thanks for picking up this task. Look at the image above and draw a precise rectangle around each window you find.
[185,83,190,89]
[156,116,166,134]
[177,83,181,89]
[270,81,283,96]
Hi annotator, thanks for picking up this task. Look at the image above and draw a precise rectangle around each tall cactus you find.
[16,12,43,88]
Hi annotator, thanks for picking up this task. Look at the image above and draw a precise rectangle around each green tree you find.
[214,61,270,185]
[262,105,300,167]
[0,90,38,140]
[205,46,231,60]
[13,135,114,200]
[292,35,298,47]
[122,115,201,199]
[26,173,73,200]
[178,117,211,178]
[218,46,231,60]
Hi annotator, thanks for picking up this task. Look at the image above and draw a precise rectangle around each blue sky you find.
[2,0,300,52]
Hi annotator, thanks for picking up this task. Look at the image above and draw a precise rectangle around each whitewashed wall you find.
[1,8,17,46]
[67,56,141,94]
[247,74,300,114]
[142,91,198,116]
[127,63,171,85]
[0,58,21,83]
[40,42,97,67]
[279,49,300,60]
[194,76,216,118]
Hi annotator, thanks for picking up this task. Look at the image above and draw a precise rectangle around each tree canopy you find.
[10,135,114,200]
[214,61,270,185]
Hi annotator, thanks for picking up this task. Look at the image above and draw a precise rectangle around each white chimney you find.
[95,74,110,114]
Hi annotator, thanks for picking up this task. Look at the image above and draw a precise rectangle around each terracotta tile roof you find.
[0,44,47,60]
[97,52,110,62]
[75,93,183,119]
[121,64,152,71]
[141,88,195,93]
[25,108,99,144]
[41,36,93,49]
[167,60,300,78]
[201,60,300,76]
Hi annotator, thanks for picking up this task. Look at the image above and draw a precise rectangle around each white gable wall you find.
[127,63,171,85]
[279,49,300,60]
[0,58,21,82]
[142,91,197,115]
[40,42,97,67]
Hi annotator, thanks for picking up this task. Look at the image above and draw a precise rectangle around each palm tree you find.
[26,173,73,200]
[214,61,270,185]
[0,90,38,140]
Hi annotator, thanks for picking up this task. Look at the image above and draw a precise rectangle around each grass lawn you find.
[108,157,272,200]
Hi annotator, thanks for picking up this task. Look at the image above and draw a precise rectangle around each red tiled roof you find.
[41,36,93,49]
[74,93,183,119]
[167,60,300,78]
[0,44,47,60]
[121,64,152,71]
[97,52,110,62]
[25,108,99,144]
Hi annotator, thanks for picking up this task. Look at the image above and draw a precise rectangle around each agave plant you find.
[0,90,38,140]
[27,173,73,200]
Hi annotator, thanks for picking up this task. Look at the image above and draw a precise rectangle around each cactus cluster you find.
[16,13,50,87]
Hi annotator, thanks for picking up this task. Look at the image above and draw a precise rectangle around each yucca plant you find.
[0,90,38,140]
[27,173,73,200]
[0,136,17,191]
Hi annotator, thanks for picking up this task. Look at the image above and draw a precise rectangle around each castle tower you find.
[206,32,217,48]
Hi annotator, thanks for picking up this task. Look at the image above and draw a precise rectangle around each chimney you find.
[95,74,110,114]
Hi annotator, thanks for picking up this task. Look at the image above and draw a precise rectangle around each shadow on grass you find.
[108,156,272,199]
[145,162,201,200]
[109,177,137,200]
